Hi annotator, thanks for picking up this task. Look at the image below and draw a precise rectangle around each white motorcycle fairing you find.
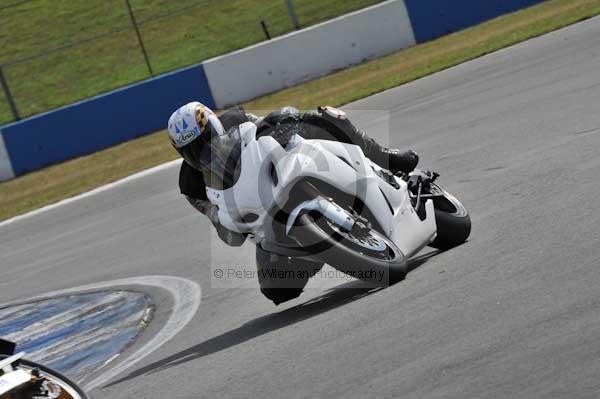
[206,122,437,259]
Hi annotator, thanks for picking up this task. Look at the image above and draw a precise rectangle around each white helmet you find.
[167,102,225,171]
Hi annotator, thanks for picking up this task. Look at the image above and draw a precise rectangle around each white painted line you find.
[0,275,201,391]
[3,291,131,343]
[0,159,182,229]
[29,308,148,364]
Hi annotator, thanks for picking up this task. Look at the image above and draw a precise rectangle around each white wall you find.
[203,0,416,108]
[0,132,15,180]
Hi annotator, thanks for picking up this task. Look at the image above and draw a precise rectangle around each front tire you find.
[289,213,407,286]
[429,187,471,249]
[0,355,89,399]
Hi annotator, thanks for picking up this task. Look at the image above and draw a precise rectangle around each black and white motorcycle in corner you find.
[203,120,471,285]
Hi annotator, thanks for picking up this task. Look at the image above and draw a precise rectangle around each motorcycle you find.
[0,340,88,399]
[204,119,471,285]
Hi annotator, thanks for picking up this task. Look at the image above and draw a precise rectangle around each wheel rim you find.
[326,221,387,252]
[15,363,85,399]
[319,218,399,261]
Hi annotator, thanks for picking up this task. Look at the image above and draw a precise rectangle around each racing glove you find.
[186,196,247,247]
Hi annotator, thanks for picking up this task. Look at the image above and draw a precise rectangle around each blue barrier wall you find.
[0,64,214,176]
[404,0,545,43]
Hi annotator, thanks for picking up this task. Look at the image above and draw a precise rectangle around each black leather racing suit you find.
[179,106,418,305]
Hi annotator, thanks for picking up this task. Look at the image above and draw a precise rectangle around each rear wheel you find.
[289,213,407,286]
[429,186,471,249]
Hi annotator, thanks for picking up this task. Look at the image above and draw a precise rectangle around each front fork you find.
[283,181,371,238]
[285,197,354,235]
[404,169,442,219]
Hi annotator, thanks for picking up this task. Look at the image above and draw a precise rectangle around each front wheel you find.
[429,185,471,249]
[0,355,88,399]
[289,213,407,286]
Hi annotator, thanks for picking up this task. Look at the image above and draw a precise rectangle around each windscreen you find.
[202,126,242,190]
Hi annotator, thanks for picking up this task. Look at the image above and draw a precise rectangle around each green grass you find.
[2,0,600,222]
[0,0,382,125]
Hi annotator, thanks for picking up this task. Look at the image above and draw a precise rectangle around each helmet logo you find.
[177,130,196,145]
[171,116,200,147]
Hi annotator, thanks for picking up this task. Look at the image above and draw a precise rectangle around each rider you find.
[168,102,419,305]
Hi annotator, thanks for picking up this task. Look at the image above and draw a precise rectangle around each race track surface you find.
[2,17,600,399]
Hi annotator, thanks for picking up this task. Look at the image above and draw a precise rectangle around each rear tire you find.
[289,213,407,286]
[429,187,471,249]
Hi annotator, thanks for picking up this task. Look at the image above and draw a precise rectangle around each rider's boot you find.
[373,148,419,174]
[256,246,324,305]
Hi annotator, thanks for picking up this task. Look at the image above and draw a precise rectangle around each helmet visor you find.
[180,125,242,189]
[176,111,224,169]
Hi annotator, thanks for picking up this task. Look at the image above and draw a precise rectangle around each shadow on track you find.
[105,250,441,388]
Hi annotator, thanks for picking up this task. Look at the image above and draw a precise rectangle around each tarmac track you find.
[2,16,600,399]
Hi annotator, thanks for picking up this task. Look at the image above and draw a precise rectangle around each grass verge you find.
[1,0,600,222]
[0,0,381,125]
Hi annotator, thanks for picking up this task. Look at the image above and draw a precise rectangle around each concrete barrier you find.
[203,0,416,109]
[0,64,214,179]
[0,133,13,180]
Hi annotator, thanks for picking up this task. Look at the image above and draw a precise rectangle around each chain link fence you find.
[0,0,383,125]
